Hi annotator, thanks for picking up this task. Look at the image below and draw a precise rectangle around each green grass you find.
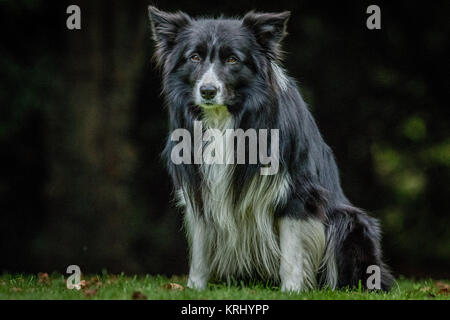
[0,273,448,300]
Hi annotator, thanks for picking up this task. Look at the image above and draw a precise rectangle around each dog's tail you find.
[320,205,394,291]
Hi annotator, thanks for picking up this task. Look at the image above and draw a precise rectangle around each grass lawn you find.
[0,273,449,300]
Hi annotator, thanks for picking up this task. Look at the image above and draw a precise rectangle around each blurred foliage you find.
[0,0,448,278]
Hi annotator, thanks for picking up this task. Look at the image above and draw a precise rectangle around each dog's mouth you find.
[199,102,227,110]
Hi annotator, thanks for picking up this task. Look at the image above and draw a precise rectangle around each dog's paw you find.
[187,277,207,290]
[281,281,303,293]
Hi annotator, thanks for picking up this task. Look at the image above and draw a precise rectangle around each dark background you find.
[0,0,448,278]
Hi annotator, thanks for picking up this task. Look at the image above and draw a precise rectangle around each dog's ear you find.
[148,6,191,66]
[242,11,290,60]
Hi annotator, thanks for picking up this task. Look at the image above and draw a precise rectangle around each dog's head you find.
[148,7,290,112]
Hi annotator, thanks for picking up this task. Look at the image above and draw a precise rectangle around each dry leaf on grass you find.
[81,278,103,297]
[437,289,449,295]
[79,280,88,289]
[37,272,51,285]
[84,289,98,297]
[435,282,449,295]
[78,277,102,290]
[90,277,102,287]
[132,291,148,300]
[161,283,184,291]
[435,281,449,289]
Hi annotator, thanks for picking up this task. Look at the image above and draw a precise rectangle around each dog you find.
[148,6,393,291]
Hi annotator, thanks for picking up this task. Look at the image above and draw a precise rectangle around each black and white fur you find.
[148,7,394,291]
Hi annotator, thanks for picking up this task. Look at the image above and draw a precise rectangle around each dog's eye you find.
[225,56,238,64]
[189,54,201,63]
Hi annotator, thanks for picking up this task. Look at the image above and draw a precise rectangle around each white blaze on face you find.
[194,64,225,106]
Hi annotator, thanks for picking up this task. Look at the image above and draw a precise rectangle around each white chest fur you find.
[191,108,291,280]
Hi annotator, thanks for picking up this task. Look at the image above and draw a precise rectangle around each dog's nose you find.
[200,85,218,100]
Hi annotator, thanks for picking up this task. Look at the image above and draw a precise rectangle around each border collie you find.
[148,6,393,291]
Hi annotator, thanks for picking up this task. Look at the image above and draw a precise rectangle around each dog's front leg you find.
[279,216,325,292]
[279,217,305,292]
[185,212,210,290]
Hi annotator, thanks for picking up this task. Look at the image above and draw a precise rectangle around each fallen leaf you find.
[11,287,22,292]
[435,281,450,289]
[435,281,450,295]
[437,288,449,295]
[80,280,91,289]
[84,289,97,297]
[161,283,184,291]
[90,277,102,286]
[132,291,148,300]
[38,272,48,279]
[37,272,51,285]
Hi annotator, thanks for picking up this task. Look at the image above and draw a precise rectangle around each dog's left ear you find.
[242,11,290,60]
[148,6,191,66]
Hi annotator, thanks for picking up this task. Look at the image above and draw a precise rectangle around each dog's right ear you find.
[148,6,191,66]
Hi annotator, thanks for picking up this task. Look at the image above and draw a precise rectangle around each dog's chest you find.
[198,111,290,279]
